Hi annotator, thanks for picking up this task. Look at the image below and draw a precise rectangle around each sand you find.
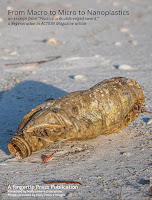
[0,0,152,199]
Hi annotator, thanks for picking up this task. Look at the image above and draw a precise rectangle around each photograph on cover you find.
[0,0,151,199]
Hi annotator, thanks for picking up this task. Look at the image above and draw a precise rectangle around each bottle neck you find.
[8,135,31,158]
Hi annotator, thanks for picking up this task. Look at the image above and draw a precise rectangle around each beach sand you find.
[0,0,151,199]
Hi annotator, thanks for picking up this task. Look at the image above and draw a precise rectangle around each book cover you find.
[0,0,151,199]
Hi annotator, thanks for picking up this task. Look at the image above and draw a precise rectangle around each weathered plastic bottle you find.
[8,77,145,158]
